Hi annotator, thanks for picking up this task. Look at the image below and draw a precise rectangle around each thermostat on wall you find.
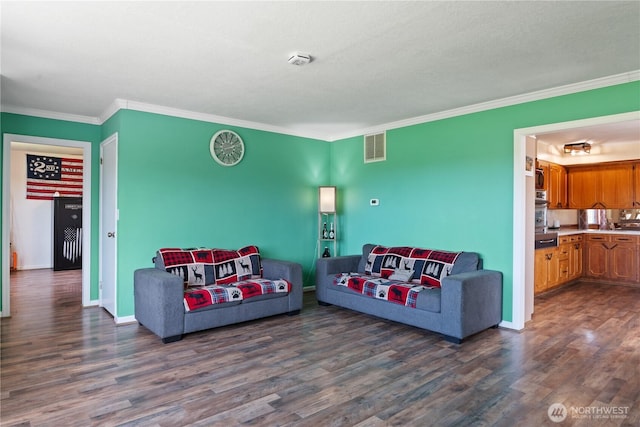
[370,198,379,206]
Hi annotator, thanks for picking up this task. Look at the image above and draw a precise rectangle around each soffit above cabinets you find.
[536,119,640,166]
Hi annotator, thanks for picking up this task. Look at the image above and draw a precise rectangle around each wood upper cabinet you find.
[548,163,567,209]
[634,163,640,207]
[600,164,634,208]
[568,166,599,209]
[536,159,550,192]
[568,162,635,209]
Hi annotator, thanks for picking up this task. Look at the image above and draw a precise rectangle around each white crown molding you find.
[1,104,101,125]
[98,99,127,124]
[101,99,327,141]
[3,70,638,141]
[324,70,640,141]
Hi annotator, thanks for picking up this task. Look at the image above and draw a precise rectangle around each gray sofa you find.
[315,244,502,343]
[134,251,303,343]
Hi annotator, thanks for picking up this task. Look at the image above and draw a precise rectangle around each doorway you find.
[1,134,92,317]
[99,133,118,317]
[511,111,640,330]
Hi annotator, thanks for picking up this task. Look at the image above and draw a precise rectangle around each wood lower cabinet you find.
[536,233,638,295]
[535,247,559,294]
[566,234,583,280]
[535,235,584,295]
[584,234,639,283]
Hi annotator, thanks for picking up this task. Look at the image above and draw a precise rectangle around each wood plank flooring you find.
[1,269,639,426]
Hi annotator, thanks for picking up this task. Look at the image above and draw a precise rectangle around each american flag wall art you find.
[26,154,83,200]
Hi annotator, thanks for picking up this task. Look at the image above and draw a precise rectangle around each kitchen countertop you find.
[552,228,640,236]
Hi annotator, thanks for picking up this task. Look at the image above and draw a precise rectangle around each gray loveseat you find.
[315,244,502,343]
[134,246,303,343]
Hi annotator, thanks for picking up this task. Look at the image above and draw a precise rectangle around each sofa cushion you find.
[156,245,262,287]
[183,278,291,312]
[329,278,442,313]
[335,273,427,308]
[364,245,462,288]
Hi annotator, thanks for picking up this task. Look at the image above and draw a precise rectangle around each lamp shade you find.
[318,186,336,213]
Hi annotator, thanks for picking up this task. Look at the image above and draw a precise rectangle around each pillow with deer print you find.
[156,246,262,288]
[157,248,214,287]
[211,245,262,285]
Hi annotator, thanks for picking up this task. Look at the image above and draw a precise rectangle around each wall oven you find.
[535,190,548,232]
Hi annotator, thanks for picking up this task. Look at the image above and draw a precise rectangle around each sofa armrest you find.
[134,268,185,341]
[315,255,362,302]
[262,258,303,312]
[316,255,361,278]
[440,269,503,340]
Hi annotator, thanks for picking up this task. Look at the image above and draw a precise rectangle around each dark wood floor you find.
[1,270,639,426]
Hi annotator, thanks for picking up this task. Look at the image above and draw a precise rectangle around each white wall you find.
[10,148,83,270]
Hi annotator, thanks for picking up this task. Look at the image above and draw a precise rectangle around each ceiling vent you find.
[288,52,311,66]
[364,132,386,163]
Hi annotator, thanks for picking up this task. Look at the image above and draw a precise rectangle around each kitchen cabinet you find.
[568,162,634,209]
[558,234,583,281]
[557,241,570,283]
[534,246,559,294]
[535,234,583,295]
[536,159,550,192]
[548,162,567,209]
[634,163,640,207]
[568,235,583,279]
[584,234,639,283]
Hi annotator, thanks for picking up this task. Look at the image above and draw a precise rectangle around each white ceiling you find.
[535,118,640,164]
[1,1,639,141]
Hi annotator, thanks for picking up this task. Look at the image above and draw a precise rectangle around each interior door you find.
[100,134,118,317]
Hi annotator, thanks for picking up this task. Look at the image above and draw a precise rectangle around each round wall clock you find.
[210,130,245,166]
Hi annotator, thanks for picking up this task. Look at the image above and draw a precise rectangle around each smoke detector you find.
[288,52,311,66]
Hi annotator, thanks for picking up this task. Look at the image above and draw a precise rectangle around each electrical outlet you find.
[370,198,379,206]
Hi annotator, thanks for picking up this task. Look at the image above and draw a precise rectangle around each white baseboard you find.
[18,264,52,270]
[498,320,523,331]
[115,315,137,325]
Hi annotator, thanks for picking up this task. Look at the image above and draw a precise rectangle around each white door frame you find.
[509,110,640,330]
[1,134,93,316]
[99,133,118,319]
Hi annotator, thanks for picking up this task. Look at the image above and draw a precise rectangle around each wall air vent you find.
[364,132,386,163]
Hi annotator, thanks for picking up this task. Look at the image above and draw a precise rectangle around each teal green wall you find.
[2,80,638,321]
[331,81,640,322]
[111,110,328,316]
[0,113,102,309]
